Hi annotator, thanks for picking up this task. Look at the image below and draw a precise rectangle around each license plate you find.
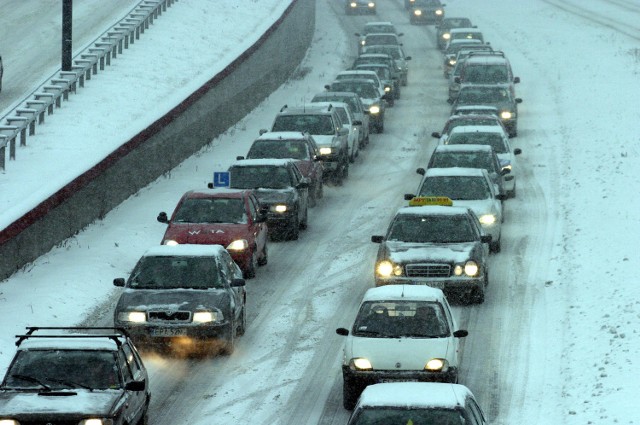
[150,328,187,337]
[380,379,417,383]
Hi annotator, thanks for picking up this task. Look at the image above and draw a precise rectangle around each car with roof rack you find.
[455,51,520,96]
[310,101,360,163]
[442,39,488,78]
[311,91,370,148]
[371,196,491,303]
[336,285,468,409]
[0,327,150,425]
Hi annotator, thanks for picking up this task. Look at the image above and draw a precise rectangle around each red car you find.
[157,188,268,278]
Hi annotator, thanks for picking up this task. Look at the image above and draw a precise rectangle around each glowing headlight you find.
[435,9,443,15]
[442,33,451,40]
[502,163,512,171]
[0,420,20,425]
[227,239,249,251]
[464,261,479,277]
[163,239,179,246]
[271,204,288,213]
[376,260,402,277]
[319,147,332,155]
[350,358,373,370]
[369,105,381,114]
[361,40,366,46]
[368,2,375,7]
[193,311,220,323]
[414,9,422,16]
[448,58,456,66]
[500,110,514,120]
[425,358,448,371]
[118,311,146,323]
[350,2,357,7]
[384,86,391,93]
[80,420,114,425]
[479,214,496,225]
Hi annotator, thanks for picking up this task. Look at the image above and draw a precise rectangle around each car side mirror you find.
[495,193,506,201]
[339,128,350,136]
[513,76,520,84]
[259,129,268,135]
[405,56,412,60]
[157,212,169,224]
[371,235,384,243]
[431,132,441,139]
[113,278,125,287]
[416,167,426,175]
[453,330,468,338]
[352,120,362,126]
[231,278,246,287]
[404,193,416,200]
[236,155,245,160]
[297,180,310,189]
[324,84,331,90]
[398,32,404,37]
[515,98,523,103]
[500,168,511,176]
[514,148,522,155]
[125,380,146,392]
[336,328,349,336]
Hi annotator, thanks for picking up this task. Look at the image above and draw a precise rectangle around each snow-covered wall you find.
[0,0,315,281]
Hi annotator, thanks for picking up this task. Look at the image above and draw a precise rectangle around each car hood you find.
[116,288,230,312]
[0,389,122,418]
[313,134,338,148]
[253,188,295,205]
[162,223,249,246]
[345,336,453,370]
[384,241,477,264]
[451,199,498,218]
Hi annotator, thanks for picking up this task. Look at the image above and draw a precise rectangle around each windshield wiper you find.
[11,374,51,390]
[45,377,92,390]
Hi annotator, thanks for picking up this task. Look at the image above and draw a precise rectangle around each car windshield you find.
[444,117,501,133]
[229,165,292,189]
[173,197,247,224]
[4,350,120,390]
[419,176,492,200]
[445,42,483,56]
[464,64,509,84]
[364,24,395,34]
[312,95,360,113]
[128,255,223,289]
[272,114,335,135]
[448,132,508,153]
[363,46,402,60]
[353,301,450,338]
[357,66,391,80]
[430,152,495,172]
[365,34,398,45]
[387,213,476,243]
[331,82,378,99]
[247,139,309,160]
[458,86,510,104]
[441,18,472,29]
[414,0,443,6]
[351,408,462,424]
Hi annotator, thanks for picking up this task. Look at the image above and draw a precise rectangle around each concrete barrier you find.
[0,0,315,281]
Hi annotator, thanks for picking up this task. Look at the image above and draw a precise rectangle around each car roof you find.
[434,144,494,153]
[424,167,487,178]
[142,243,228,258]
[362,285,446,303]
[230,158,296,167]
[449,28,482,34]
[357,382,473,409]
[183,188,248,199]
[256,131,310,141]
[338,70,379,77]
[18,337,120,351]
[313,91,359,99]
[464,55,510,65]
[396,204,471,216]
[357,53,393,59]
[449,125,506,135]
[311,101,350,111]
[364,21,394,27]
[277,104,335,115]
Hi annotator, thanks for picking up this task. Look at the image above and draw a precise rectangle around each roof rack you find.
[467,50,505,58]
[15,326,130,347]
[280,104,288,112]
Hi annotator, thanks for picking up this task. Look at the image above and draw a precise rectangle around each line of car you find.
[337,4,525,424]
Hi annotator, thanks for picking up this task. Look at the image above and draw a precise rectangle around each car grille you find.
[148,310,191,322]
[405,263,450,278]
[17,421,80,425]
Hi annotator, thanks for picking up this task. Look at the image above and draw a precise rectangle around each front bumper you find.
[374,275,485,298]
[266,211,297,229]
[342,365,458,386]
[117,322,230,343]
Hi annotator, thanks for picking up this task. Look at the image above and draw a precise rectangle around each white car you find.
[336,285,468,409]
[408,167,505,252]
[444,125,522,198]
[347,382,487,423]
[335,70,388,101]
[310,101,360,162]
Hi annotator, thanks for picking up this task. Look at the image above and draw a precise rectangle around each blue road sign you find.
[212,171,230,188]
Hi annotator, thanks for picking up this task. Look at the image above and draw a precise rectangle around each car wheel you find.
[220,322,236,355]
[375,122,384,133]
[289,214,300,240]
[343,379,361,410]
[137,405,149,425]
[300,206,308,230]
[490,236,501,253]
[468,287,485,304]
[257,242,268,266]
[508,181,517,198]
[349,148,356,163]
[244,250,257,279]
[308,185,317,208]
[237,305,247,336]
[317,178,324,199]
[343,156,349,178]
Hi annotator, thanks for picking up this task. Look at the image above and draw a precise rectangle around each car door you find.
[290,163,308,219]
[117,349,143,425]
[121,343,148,423]
[247,193,267,254]
[219,251,244,322]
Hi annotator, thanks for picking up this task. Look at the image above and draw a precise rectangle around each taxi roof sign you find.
[408,196,453,207]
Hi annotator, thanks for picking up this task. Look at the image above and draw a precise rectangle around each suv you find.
[269,104,349,185]
[113,244,247,355]
[436,17,473,49]
[228,158,309,240]
[311,91,370,148]
[156,188,269,278]
[311,101,360,162]
[325,79,386,134]
[360,45,411,86]
[336,285,468,409]
[456,51,520,93]
[409,0,446,25]
[0,327,150,425]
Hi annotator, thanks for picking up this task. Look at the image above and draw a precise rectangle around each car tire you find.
[309,186,317,208]
[343,156,349,179]
[508,182,517,199]
[375,122,384,133]
[289,214,300,240]
[343,379,361,410]
[137,405,149,425]
[317,178,324,199]
[258,242,268,266]
[490,235,501,253]
[220,322,236,355]
[300,206,308,230]
[244,251,257,279]
[237,305,247,336]
[468,287,485,304]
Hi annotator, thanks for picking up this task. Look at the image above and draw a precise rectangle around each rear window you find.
[272,114,335,135]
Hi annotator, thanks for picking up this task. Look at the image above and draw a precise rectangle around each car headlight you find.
[376,260,402,277]
[453,261,480,277]
[435,8,443,15]
[384,86,391,93]
[442,33,451,40]
[479,214,497,225]
[500,110,514,120]
[425,358,448,371]
[369,105,381,114]
[368,2,375,7]
[271,204,288,213]
[227,239,249,251]
[448,58,456,66]
[414,9,422,16]
[163,239,179,246]
[350,1,357,7]
[360,40,366,46]
[502,163,513,171]
[80,420,114,425]
[118,311,146,323]
[0,420,20,425]
[319,147,332,155]
[350,358,373,371]
[193,311,221,323]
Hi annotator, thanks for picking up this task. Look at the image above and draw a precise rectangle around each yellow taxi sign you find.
[408,196,453,207]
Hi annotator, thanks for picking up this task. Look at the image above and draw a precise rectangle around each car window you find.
[272,114,335,135]
[353,300,450,338]
[387,213,476,243]
[430,151,494,171]
[229,165,293,189]
[335,107,349,124]
[128,255,223,289]
[448,132,508,153]
[173,197,248,224]
[248,139,309,160]
[350,407,462,424]
[464,64,509,84]
[331,82,378,99]
[118,350,133,383]
[121,343,143,379]
[467,398,486,424]
[419,176,492,200]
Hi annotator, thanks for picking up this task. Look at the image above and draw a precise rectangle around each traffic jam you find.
[0,1,524,424]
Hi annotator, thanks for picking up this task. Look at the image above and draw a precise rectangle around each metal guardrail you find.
[0,0,177,172]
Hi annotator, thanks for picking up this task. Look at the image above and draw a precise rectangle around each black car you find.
[114,244,247,355]
[228,158,309,240]
[409,0,446,25]
[0,327,150,425]
[436,17,473,49]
